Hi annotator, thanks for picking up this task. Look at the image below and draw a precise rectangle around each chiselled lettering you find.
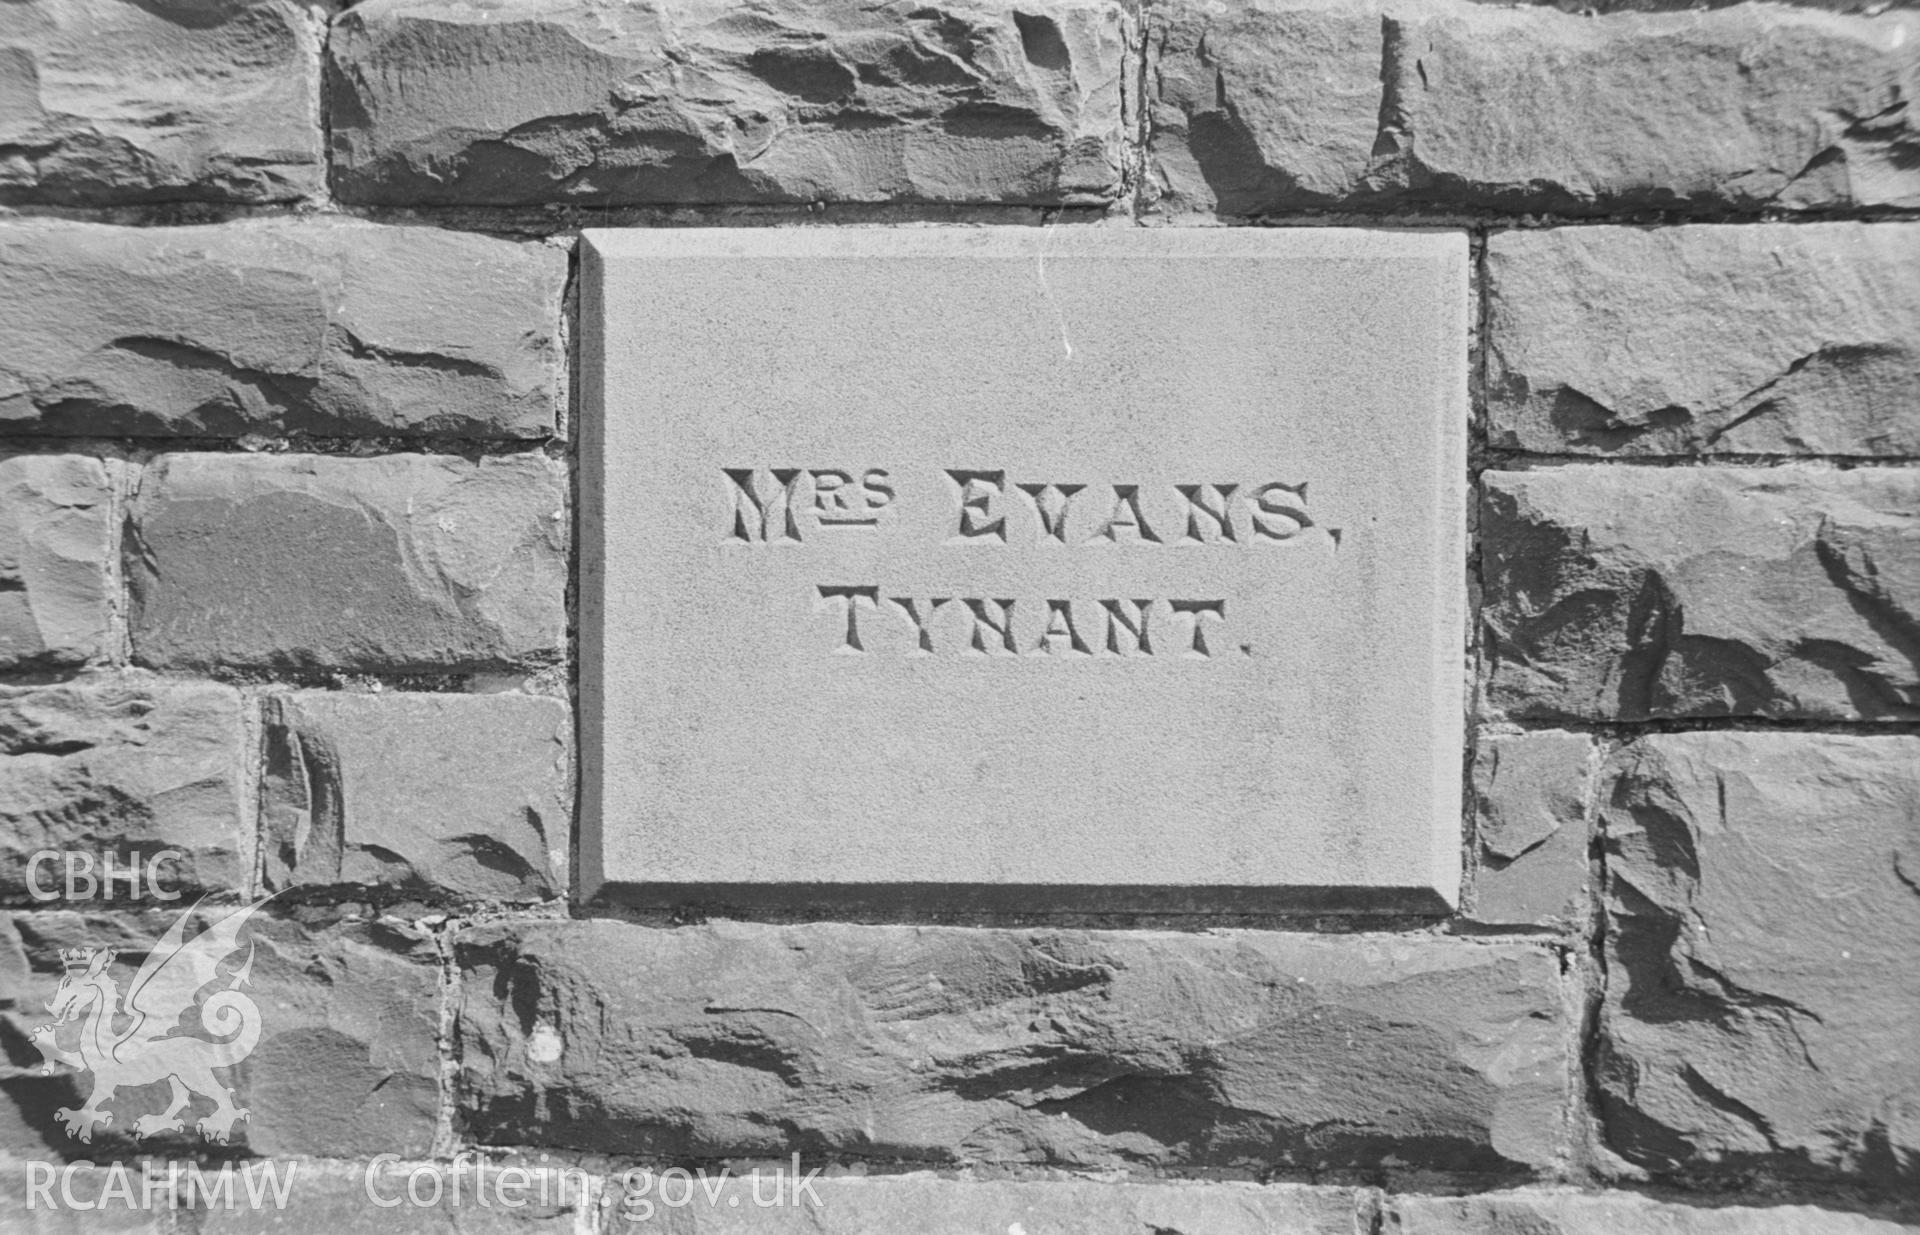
[733,468,1328,661]
[725,467,804,543]
[816,584,879,651]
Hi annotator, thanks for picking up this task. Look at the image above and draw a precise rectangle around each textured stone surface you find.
[583,228,1467,910]
[1390,1189,1920,1233]
[455,920,1567,1172]
[0,0,322,205]
[0,220,565,439]
[604,1174,1363,1234]
[1145,0,1920,215]
[0,454,112,670]
[0,907,441,1160]
[263,691,570,901]
[1536,0,1917,12]
[128,453,567,673]
[0,679,249,901]
[1482,466,1920,722]
[1394,3,1920,214]
[205,1160,588,1233]
[1488,224,1920,457]
[329,0,1130,206]
[1147,0,1387,214]
[1470,731,1594,929]
[1597,732,1920,1185]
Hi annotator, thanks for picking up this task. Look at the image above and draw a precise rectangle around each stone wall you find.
[1,0,1916,1231]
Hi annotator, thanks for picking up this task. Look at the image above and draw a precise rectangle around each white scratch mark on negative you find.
[1034,229,1073,361]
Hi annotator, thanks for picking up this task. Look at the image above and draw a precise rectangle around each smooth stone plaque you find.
[581,228,1467,912]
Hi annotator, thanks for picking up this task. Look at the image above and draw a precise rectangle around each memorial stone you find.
[581,228,1467,911]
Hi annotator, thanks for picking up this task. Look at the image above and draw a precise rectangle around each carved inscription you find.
[725,467,1335,660]
[814,592,1228,657]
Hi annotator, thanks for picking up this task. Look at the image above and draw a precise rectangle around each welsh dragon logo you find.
[28,898,270,1145]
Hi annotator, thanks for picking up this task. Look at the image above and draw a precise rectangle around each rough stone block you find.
[263,691,570,901]
[1144,1,1920,216]
[1390,1189,1918,1233]
[0,0,323,205]
[1488,224,1920,456]
[1395,3,1919,214]
[0,679,250,901]
[0,906,441,1160]
[0,454,112,670]
[1146,0,1388,214]
[0,219,565,439]
[127,453,567,673]
[1597,732,1920,1185]
[602,1174,1364,1234]
[1469,731,1593,929]
[1482,466,1920,722]
[328,0,1131,206]
[455,920,1567,1173]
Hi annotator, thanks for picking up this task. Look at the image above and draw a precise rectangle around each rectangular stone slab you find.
[581,227,1467,912]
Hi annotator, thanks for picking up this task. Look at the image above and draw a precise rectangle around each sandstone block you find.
[0,219,565,439]
[1146,0,1388,214]
[0,455,112,670]
[263,691,570,901]
[0,0,322,205]
[127,453,567,673]
[1469,731,1593,929]
[329,0,1131,206]
[0,907,441,1160]
[1487,224,1920,456]
[0,679,249,901]
[1144,1,1919,216]
[1597,732,1920,1185]
[1482,466,1920,722]
[1391,1189,1919,1233]
[581,226,1468,912]
[1395,3,1919,214]
[602,1174,1364,1234]
[454,920,1567,1172]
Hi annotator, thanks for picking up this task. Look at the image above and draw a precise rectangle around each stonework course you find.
[0,0,1915,1228]
[0,219,566,439]
[126,452,568,673]
[1147,0,1920,216]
